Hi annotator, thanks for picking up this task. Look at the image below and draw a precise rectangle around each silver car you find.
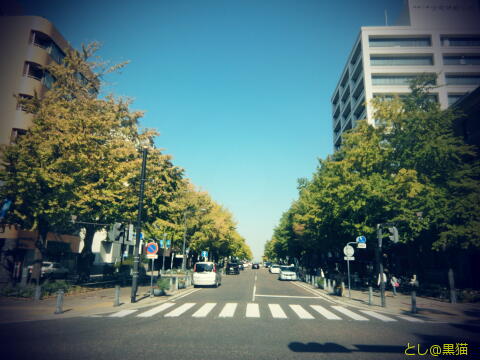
[192,262,222,288]
[278,266,297,281]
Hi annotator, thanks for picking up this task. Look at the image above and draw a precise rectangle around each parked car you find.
[278,266,298,281]
[238,263,244,271]
[269,264,281,274]
[225,262,240,275]
[193,262,222,287]
[252,263,260,269]
[28,261,69,279]
[264,261,272,268]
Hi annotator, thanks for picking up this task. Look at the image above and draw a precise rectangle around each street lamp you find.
[181,208,207,271]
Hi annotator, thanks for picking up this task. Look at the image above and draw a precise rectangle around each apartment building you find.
[0,16,130,282]
[331,0,480,150]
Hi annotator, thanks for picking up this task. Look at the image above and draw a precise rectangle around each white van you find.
[192,262,222,288]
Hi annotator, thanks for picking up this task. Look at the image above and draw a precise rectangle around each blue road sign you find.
[146,242,159,255]
[201,251,208,258]
[166,239,171,249]
[356,236,367,243]
[159,239,164,248]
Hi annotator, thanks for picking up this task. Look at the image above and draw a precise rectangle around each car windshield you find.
[227,263,238,267]
[271,265,280,268]
[195,263,214,272]
[280,266,295,272]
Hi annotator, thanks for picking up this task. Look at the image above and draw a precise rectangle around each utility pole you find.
[131,146,148,303]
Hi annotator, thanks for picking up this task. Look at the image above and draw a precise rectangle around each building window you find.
[371,74,436,86]
[369,36,431,47]
[373,93,438,102]
[16,94,33,111]
[441,36,480,47]
[10,128,27,144]
[370,55,433,66]
[447,93,466,106]
[443,55,480,65]
[445,74,480,85]
[30,30,65,64]
[23,62,55,89]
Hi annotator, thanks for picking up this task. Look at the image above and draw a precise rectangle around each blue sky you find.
[20,0,403,260]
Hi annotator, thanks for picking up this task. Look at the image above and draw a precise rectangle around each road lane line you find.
[192,303,217,318]
[164,303,196,317]
[332,306,369,321]
[252,274,257,302]
[137,303,175,317]
[396,314,425,322]
[255,294,319,299]
[246,303,260,318]
[218,303,238,318]
[268,304,288,319]
[310,305,342,320]
[170,288,201,301]
[360,310,397,322]
[289,304,315,319]
[109,309,138,318]
[291,281,334,303]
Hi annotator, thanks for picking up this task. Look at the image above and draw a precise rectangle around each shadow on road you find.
[288,342,404,353]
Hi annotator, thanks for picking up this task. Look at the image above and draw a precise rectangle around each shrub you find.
[0,284,36,298]
[316,278,325,289]
[42,280,71,296]
[157,278,170,291]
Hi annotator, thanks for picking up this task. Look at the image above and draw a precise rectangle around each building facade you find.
[331,0,480,150]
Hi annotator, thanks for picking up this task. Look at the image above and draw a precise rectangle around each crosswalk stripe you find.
[289,304,314,319]
[332,306,369,321]
[246,303,260,318]
[360,310,397,322]
[396,314,425,323]
[268,304,288,319]
[137,303,175,318]
[310,305,342,320]
[192,303,217,318]
[109,309,137,318]
[164,303,196,317]
[218,303,238,318]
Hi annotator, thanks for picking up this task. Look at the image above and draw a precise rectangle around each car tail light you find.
[193,264,197,272]
[213,265,216,273]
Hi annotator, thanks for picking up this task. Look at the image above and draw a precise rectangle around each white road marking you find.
[332,306,369,321]
[255,294,319,299]
[289,304,315,319]
[360,310,397,322]
[310,305,342,320]
[246,303,260,318]
[109,309,137,318]
[396,314,425,322]
[192,303,217,318]
[170,288,201,301]
[252,274,257,302]
[218,303,238,318]
[137,303,175,317]
[164,303,196,317]
[291,281,334,303]
[268,304,288,319]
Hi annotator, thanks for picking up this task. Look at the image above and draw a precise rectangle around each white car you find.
[269,264,281,274]
[192,262,222,288]
[278,266,298,281]
[28,261,69,279]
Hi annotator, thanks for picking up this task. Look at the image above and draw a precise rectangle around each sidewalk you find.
[0,284,193,324]
[304,283,480,325]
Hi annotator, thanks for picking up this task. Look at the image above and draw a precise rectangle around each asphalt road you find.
[1,267,479,360]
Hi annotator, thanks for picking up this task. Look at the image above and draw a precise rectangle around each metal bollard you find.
[368,286,373,306]
[411,290,417,313]
[312,276,316,287]
[114,285,120,307]
[54,290,64,314]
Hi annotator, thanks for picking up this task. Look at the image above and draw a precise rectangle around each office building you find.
[331,0,480,150]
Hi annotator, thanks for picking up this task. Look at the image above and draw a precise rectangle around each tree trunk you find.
[77,225,96,280]
[31,222,48,286]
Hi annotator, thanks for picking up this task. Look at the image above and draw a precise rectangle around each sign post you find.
[146,242,159,297]
[343,245,355,298]
[161,234,167,274]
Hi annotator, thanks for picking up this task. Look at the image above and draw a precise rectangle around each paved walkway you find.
[0,284,192,324]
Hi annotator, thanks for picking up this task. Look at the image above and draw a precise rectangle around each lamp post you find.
[181,208,206,271]
[131,146,148,303]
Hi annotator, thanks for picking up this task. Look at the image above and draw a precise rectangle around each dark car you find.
[226,262,240,275]
[252,263,260,269]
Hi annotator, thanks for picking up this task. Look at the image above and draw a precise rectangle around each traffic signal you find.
[388,226,399,243]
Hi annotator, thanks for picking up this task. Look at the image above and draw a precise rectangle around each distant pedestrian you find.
[390,275,399,296]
